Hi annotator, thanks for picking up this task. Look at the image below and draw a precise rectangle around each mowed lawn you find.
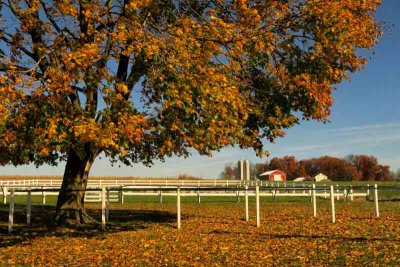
[0,196,399,266]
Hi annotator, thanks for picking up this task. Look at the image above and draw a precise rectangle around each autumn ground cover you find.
[0,195,399,266]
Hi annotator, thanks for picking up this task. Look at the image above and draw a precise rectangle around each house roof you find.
[259,170,283,176]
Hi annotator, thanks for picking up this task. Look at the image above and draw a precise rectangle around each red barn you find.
[259,170,286,182]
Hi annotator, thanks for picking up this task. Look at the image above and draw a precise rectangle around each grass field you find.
[0,193,399,266]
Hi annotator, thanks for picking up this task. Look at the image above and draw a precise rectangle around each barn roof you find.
[259,170,283,176]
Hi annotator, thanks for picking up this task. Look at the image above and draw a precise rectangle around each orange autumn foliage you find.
[0,0,382,166]
[0,0,382,222]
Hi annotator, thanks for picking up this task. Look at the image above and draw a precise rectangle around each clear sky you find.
[1,1,399,178]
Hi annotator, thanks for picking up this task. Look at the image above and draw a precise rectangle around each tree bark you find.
[54,145,97,226]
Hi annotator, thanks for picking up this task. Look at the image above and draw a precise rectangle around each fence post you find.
[3,186,7,204]
[101,187,106,230]
[330,185,335,223]
[236,185,240,203]
[367,184,370,196]
[9,189,14,233]
[245,185,249,221]
[374,184,379,218]
[42,187,46,204]
[336,185,340,200]
[159,187,163,203]
[106,188,110,222]
[119,186,123,204]
[27,188,32,224]
[177,187,181,229]
[197,186,201,203]
[312,184,317,217]
[256,185,260,227]
[277,182,280,193]
[350,186,354,201]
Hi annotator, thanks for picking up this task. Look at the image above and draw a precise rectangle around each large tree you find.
[0,0,382,224]
[219,163,237,179]
[347,154,393,181]
[300,156,361,181]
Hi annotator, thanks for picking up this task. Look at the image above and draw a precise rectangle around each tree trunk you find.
[54,145,97,226]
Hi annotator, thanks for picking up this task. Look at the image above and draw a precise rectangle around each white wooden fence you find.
[0,179,372,204]
[0,178,351,188]
[0,179,255,187]
[2,184,382,233]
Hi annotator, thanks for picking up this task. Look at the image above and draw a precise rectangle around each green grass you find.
[1,178,398,210]
[2,188,399,207]
[1,195,58,205]
[1,194,394,212]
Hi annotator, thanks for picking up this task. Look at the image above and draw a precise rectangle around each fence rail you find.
[2,182,389,205]
[0,179,257,187]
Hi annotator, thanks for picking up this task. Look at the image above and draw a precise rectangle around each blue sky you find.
[1,1,399,178]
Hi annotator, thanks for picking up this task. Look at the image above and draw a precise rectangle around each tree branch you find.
[7,0,20,19]
[0,35,36,60]
[126,56,148,98]
[39,0,61,33]
[67,91,83,114]
[0,62,43,78]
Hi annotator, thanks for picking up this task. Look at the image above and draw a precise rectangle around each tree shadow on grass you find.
[0,204,176,248]
[210,229,400,242]
[379,198,400,202]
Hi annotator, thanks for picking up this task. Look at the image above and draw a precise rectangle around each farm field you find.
[0,195,399,266]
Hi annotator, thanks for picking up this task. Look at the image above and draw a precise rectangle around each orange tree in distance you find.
[0,0,382,225]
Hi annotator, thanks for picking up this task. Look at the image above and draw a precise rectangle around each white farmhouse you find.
[314,173,328,182]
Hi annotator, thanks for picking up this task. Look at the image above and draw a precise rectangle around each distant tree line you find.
[219,155,399,181]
